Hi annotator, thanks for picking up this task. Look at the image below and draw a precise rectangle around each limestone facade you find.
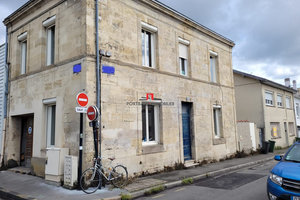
[3,0,237,179]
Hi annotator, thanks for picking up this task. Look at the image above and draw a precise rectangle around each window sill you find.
[142,144,165,155]
[289,134,295,137]
[271,137,281,139]
[213,137,226,145]
[265,104,275,107]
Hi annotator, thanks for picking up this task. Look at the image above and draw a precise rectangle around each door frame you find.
[181,102,194,161]
[20,114,34,167]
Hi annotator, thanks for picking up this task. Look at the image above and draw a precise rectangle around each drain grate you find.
[195,172,265,190]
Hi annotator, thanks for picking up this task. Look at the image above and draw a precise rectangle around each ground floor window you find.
[213,106,223,138]
[288,122,295,136]
[270,122,280,138]
[46,105,56,146]
[142,104,160,144]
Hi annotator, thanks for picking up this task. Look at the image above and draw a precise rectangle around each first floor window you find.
[178,42,189,76]
[270,122,280,138]
[46,25,55,66]
[286,96,291,109]
[46,105,56,146]
[210,51,218,83]
[142,104,160,144]
[265,91,274,106]
[20,40,27,74]
[277,94,283,107]
[213,107,222,138]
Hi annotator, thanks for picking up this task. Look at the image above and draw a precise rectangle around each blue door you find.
[182,103,192,160]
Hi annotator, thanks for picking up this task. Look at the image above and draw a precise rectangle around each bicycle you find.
[80,156,128,194]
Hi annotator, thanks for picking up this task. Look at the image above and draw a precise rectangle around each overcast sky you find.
[0,0,299,87]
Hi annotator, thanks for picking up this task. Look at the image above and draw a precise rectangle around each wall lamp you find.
[99,50,111,58]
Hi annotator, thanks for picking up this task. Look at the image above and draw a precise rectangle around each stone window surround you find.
[17,31,28,75]
[141,22,157,68]
[43,97,56,148]
[209,50,219,83]
[141,98,162,154]
[212,104,225,145]
[178,37,190,77]
[43,15,56,66]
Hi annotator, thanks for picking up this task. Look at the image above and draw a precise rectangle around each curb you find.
[0,187,36,200]
[104,156,274,200]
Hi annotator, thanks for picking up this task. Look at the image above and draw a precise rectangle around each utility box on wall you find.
[45,147,69,183]
[64,155,78,189]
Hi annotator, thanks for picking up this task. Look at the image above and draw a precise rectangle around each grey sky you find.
[0,0,299,87]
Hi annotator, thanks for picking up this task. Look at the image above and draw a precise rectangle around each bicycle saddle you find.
[108,157,115,161]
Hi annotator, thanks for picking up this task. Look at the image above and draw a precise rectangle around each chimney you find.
[285,78,290,87]
[293,80,297,90]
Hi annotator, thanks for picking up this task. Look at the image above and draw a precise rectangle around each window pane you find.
[51,26,55,64]
[142,105,146,142]
[47,26,55,66]
[271,122,280,138]
[141,30,153,67]
[148,105,155,141]
[265,92,273,105]
[213,108,219,137]
[21,41,27,74]
[145,32,149,66]
[286,97,291,108]
[142,30,145,66]
[210,56,217,82]
[51,105,56,145]
[180,58,186,75]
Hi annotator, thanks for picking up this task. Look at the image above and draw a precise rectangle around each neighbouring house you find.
[291,80,300,137]
[0,44,8,166]
[234,70,297,148]
[3,0,238,184]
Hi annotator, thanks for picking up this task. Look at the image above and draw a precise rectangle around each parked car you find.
[267,141,300,200]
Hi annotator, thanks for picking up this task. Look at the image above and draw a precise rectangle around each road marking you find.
[152,194,165,199]
[175,187,186,192]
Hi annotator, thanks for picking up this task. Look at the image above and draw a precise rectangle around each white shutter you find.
[179,43,188,59]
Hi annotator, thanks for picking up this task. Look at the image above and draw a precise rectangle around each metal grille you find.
[282,178,300,192]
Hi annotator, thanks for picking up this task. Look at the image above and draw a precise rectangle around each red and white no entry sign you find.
[87,106,99,121]
[76,92,88,107]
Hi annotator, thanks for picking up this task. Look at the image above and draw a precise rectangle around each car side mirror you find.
[274,155,282,161]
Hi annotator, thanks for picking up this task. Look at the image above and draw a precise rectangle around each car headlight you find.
[269,173,282,186]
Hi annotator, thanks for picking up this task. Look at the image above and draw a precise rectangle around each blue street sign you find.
[73,63,81,73]
[102,66,115,74]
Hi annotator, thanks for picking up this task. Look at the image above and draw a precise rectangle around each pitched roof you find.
[233,69,297,93]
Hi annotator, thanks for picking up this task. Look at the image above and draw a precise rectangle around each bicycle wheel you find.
[111,165,128,188]
[80,168,101,194]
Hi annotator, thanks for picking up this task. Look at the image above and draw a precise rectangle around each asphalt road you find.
[137,160,277,200]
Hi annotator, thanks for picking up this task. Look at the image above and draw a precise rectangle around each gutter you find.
[4,27,9,118]
[95,0,101,159]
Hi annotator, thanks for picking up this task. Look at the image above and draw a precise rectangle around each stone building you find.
[0,44,7,166]
[3,0,237,182]
[234,70,297,148]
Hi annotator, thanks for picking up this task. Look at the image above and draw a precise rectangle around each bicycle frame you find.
[92,157,118,182]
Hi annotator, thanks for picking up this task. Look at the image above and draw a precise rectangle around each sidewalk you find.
[0,149,286,200]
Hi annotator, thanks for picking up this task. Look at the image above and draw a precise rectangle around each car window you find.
[285,144,300,162]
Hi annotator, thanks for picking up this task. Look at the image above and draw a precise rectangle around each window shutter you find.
[179,43,188,59]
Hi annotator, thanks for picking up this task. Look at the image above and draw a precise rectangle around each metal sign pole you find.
[78,113,83,187]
